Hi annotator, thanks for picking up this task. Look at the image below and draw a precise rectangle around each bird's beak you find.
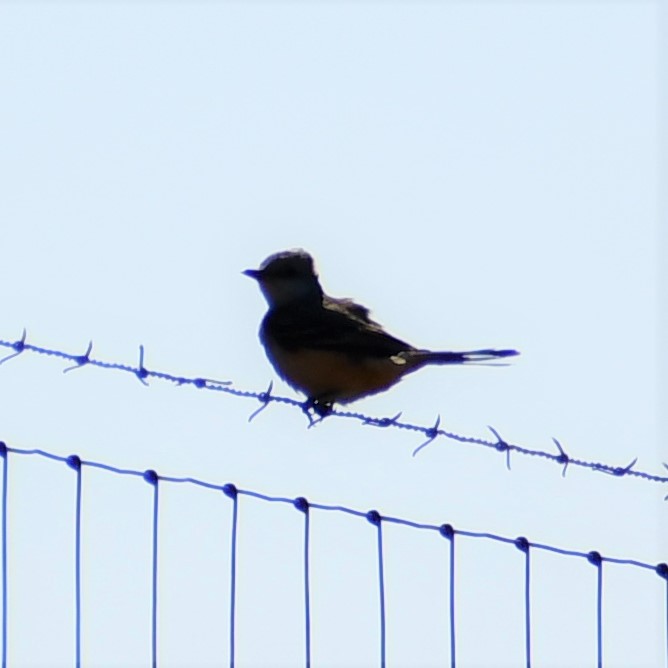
[243,268,262,280]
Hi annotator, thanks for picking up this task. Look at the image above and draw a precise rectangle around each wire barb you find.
[63,341,93,373]
[0,328,27,365]
[552,438,570,477]
[488,426,512,470]
[412,415,441,457]
[595,457,639,477]
[193,377,232,388]
[136,345,149,386]
[364,412,402,427]
[248,381,274,422]
[488,426,509,452]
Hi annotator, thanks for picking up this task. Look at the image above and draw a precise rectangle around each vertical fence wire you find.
[588,551,603,668]
[438,524,456,668]
[293,498,311,668]
[69,458,82,668]
[378,522,386,668]
[597,561,603,668]
[523,545,531,668]
[223,484,238,668]
[513,537,531,668]
[449,536,456,668]
[1,447,7,668]
[144,471,159,668]
[366,512,385,668]
[304,509,311,668]
[664,574,668,668]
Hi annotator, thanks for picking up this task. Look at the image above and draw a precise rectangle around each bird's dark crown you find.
[258,249,317,279]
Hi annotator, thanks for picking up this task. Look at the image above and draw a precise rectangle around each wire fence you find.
[0,330,666,666]
[1,440,667,668]
[1,331,666,489]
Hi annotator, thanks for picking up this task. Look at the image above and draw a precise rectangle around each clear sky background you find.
[0,2,665,667]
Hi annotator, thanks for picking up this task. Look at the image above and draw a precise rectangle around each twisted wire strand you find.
[0,333,666,488]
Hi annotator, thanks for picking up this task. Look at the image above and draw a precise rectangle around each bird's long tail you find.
[413,348,519,366]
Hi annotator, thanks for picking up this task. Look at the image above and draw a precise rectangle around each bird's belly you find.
[264,344,406,403]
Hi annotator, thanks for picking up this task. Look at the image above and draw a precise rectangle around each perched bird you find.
[245,249,518,415]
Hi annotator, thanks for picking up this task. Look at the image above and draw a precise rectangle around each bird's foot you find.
[302,397,334,423]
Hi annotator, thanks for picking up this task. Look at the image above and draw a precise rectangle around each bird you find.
[244,249,518,416]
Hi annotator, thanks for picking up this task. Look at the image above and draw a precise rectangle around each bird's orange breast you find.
[263,343,408,404]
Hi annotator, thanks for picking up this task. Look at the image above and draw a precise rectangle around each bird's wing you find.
[264,297,413,359]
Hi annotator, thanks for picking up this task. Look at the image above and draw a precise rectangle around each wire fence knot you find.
[293,496,309,513]
[143,469,159,485]
[366,510,382,526]
[222,483,238,499]
[66,455,82,471]
[587,551,603,567]
[439,523,455,540]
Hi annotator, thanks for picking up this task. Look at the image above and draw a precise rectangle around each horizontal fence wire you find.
[0,440,667,667]
[1,332,666,490]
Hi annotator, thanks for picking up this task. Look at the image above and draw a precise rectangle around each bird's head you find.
[244,249,323,307]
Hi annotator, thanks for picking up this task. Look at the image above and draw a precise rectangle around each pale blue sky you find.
[0,2,664,667]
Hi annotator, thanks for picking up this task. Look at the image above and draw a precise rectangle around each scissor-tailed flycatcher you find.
[245,249,518,415]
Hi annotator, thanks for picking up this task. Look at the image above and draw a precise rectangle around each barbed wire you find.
[1,438,667,667]
[1,330,666,491]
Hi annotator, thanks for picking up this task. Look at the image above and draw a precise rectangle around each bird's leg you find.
[303,396,334,418]
[313,399,333,417]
